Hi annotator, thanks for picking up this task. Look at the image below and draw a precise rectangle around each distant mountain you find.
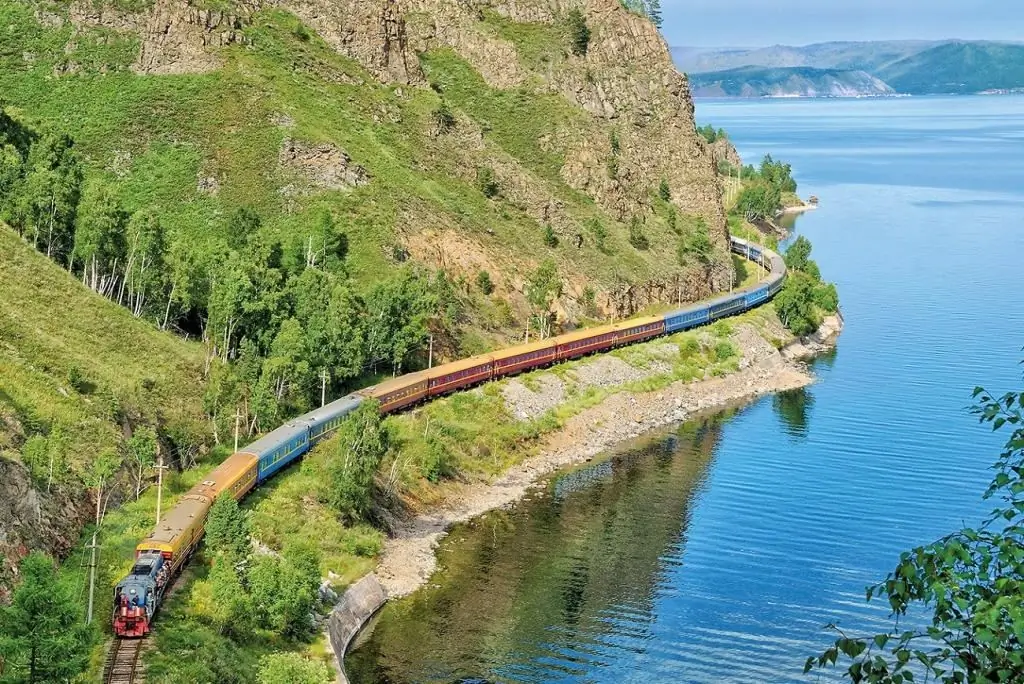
[877,42,1024,94]
[674,40,1024,97]
[673,41,943,74]
[688,66,894,98]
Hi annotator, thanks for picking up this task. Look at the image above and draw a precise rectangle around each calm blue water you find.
[347,96,1024,683]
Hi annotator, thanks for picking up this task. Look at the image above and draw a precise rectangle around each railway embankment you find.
[328,310,843,677]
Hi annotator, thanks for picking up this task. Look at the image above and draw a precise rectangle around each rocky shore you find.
[374,314,843,598]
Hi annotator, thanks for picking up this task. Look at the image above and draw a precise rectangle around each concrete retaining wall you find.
[327,573,387,684]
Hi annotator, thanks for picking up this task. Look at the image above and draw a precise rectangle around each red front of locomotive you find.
[113,598,150,638]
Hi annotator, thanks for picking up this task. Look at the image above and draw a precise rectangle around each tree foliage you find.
[0,552,92,684]
[735,181,782,222]
[205,493,251,562]
[628,216,649,250]
[566,9,591,56]
[807,382,1024,683]
[525,259,562,339]
[697,124,727,144]
[542,223,558,248]
[774,271,819,337]
[321,400,390,524]
[774,236,839,335]
[257,652,332,684]
[248,544,321,639]
[759,154,797,194]
[658,178,671,201]
[678,219,714,267]
[620,0,663,27]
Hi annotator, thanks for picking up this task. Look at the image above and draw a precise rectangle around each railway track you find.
[103,637,146,684]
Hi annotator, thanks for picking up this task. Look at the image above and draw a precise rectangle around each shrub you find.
[666,207,677,233]
[476,167,499,198]
[421,435,456,483]
[734,181,781,221]
[542,224,558,247]
[293,23,311,42]
[566,9,591,56]
[609,130,621,155]
[588,218,609,253]
[606,156,619,180]
[258,653,332,684]
[628,217,649,250]
[658,178,671,201]
[322,400,390,524]
[66,363,90,393]
[476,270,494,295]
[714,340,737,362]
[580,285,598,317]
[432,102,456,134]
[678,336,701,360]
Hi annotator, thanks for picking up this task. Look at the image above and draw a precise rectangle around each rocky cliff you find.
[59,0,734,318]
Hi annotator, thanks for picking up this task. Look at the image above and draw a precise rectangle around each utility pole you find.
[154,450,169,526]
[321,369,328,407]
[233,408,241,453]
[428,335,434,369]
[86,482,102,625]
[525,317,530,344]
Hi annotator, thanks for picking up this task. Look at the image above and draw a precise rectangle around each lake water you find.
[346,96,1024,683]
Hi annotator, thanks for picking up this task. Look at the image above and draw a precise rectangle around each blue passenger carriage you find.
[244,421,311,483]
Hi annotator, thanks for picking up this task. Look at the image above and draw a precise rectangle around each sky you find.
[662,0,1024,48]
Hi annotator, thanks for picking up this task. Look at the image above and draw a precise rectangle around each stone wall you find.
[326,573,388,684]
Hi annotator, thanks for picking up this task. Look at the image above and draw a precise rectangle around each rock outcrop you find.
[62,0,735,314]
[0,457,90,602]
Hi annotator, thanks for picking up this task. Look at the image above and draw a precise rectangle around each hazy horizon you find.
[672,38,1024,51]
[661,0,1024,48]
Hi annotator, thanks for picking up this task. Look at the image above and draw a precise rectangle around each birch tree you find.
[72,182,128,296]
[18,133,81,262]
[125,426,158,500]
[123,209,167,317]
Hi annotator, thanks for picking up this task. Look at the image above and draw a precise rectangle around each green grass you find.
[0,226,208,470]
[479,9,569,70]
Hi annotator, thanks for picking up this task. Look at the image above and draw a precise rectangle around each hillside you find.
[688,66,894,98]
[0,0,733,331]
[674,40,1024,96]
[877,42,1024,94]
[0,225,209,597]
[0,0,739,593]
[673,41,942,73]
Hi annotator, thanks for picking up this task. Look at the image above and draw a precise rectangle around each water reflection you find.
[772,387,814,438]
[346,414,734,684]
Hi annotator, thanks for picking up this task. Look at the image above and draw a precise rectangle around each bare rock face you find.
[279,138,371,191]
[0,458,90,601]
[709,137,743,169]
[69,0,252,75]
[274,0,427,84]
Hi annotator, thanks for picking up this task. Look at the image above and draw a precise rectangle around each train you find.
[111,235,786,637]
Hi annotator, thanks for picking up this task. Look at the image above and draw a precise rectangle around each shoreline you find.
[780,202,818,215]
[327,313,843,678]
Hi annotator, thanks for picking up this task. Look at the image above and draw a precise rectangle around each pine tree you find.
[646,0,663,28]
[0,552,92,683]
